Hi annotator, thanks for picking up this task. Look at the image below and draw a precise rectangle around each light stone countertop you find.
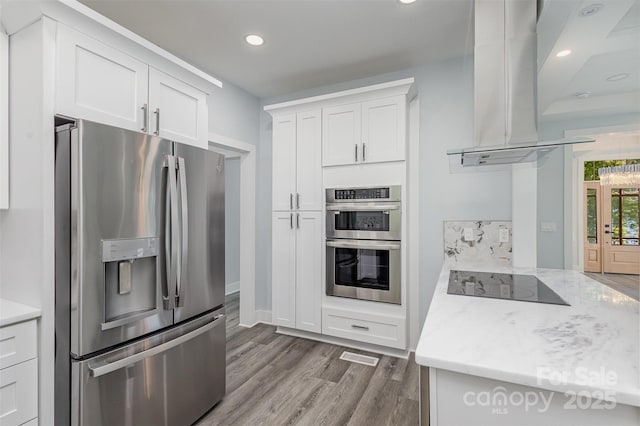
[416,263,640,407]
[0,298,41,327]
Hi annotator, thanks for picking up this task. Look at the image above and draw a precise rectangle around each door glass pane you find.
[334,211,389,232]
[611,192,620,245]
[586,189,597,243]
[621,193,638,244]
[335,247,389,290]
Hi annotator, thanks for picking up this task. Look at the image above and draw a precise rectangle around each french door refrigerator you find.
[54,119,226,426]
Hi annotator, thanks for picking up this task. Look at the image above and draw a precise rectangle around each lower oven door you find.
[71,309,225,426]
[326,239,401,304]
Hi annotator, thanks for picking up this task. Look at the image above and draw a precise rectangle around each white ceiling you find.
[79,0,474,98]
[537,0,640,122]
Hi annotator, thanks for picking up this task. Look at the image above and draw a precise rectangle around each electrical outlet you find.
[463,227,474,241]
[499,228,510,243]
[540,222,558,232]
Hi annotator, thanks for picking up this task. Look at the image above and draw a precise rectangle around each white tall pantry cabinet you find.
[271,110,322,333]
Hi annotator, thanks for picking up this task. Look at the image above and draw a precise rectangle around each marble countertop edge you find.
[416,354,640,407]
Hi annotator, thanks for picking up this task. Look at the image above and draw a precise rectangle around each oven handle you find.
[326,203,400,211]
[326,240,401,250]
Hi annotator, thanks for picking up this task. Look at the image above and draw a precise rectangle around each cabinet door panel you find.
[149,68,208,148]
[295,212,322,333]
[56,26,148,132]
[272,114,297,211]
[362,96,406,163]
[272,212,296,328]
[322,103,361,166]
[296,110,322,210]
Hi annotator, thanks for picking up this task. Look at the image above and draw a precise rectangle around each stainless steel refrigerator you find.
[54,119,226,426]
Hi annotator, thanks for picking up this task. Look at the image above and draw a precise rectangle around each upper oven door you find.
[326,202,401,240]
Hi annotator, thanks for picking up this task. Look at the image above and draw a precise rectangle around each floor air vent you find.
[339,351,379,367]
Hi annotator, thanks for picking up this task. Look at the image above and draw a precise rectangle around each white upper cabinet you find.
[56,25,148,132]
[272,110,322,211]
[322,96,406,166]
[362,96,406,163]
[56,25,209,148]
[148,68,208,148]
[322,103,361,167]
[296,110,322,210]
[272,114,297,211]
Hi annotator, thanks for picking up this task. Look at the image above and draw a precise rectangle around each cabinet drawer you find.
[0,358,38,426]
[0,321,36,370]
[322,307,406,349]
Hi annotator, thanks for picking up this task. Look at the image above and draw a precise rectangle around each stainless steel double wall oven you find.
[326,186,401,304]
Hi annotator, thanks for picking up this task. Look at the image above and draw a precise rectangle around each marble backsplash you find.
[443,221,512,267]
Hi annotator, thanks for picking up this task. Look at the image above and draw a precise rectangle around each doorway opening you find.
[581,156,639,300]
[208,134,257,327]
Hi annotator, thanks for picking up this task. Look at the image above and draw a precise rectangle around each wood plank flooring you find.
[196,293,419,426]
[584,272,639,301]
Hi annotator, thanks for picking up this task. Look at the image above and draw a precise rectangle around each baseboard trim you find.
[276,326,410,359]
[225,281,240,296]
[255,309,272,324]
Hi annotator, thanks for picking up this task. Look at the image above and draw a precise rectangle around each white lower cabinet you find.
[322,306,406,350]
[0,320,38,426]
[272,211,322,333]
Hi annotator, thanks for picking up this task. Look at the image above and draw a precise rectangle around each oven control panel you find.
[327,186,400,202]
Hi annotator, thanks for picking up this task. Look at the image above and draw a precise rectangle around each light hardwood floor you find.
[584,272,639,301]
[196,293,420,426]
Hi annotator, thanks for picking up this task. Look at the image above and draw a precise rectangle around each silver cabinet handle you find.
[296,193,300,209]
[354,144,358,162]
[351,324,369,331]
[362,143,366,161]
[290,213,293,229]
[296,213,300,229]
[290,193,293,210]
[89,315,225,378]
[141,103,148,132]
[326,239,401,250]
[176,157,188,308]
[154,108,160,135]
[162,155,179,310]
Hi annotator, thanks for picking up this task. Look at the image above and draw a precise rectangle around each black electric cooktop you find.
[447,270,570,306]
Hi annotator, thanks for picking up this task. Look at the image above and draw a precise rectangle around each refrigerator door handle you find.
[162,155,179,310]
[176,156,188,308]
[88,314,225,378]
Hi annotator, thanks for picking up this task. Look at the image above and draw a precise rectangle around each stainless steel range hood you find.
[448,0,594,169]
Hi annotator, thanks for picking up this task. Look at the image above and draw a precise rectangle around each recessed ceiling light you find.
[556,49,572,58]
[574,91,591,99]
[580,3,604,17]
[399,0,417,4]
[245,34,264,46]
[606,73,629,82]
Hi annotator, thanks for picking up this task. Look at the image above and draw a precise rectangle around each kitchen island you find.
[416,264,640,425]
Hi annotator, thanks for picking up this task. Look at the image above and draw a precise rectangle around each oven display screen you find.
[335,188,389,200]
[335,248,390,290]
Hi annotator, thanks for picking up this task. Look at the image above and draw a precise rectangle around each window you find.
[586,188,597,244]
[611,188,639,246]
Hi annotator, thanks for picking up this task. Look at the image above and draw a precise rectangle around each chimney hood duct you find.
[448,0,594,168]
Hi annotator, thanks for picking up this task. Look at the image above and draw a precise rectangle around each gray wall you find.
[208,79,260,145]
[256,57,513,324]
[224,157,241,291]
[537,149,565,268]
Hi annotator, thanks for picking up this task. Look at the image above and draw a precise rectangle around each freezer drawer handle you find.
[89,315,225,378]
